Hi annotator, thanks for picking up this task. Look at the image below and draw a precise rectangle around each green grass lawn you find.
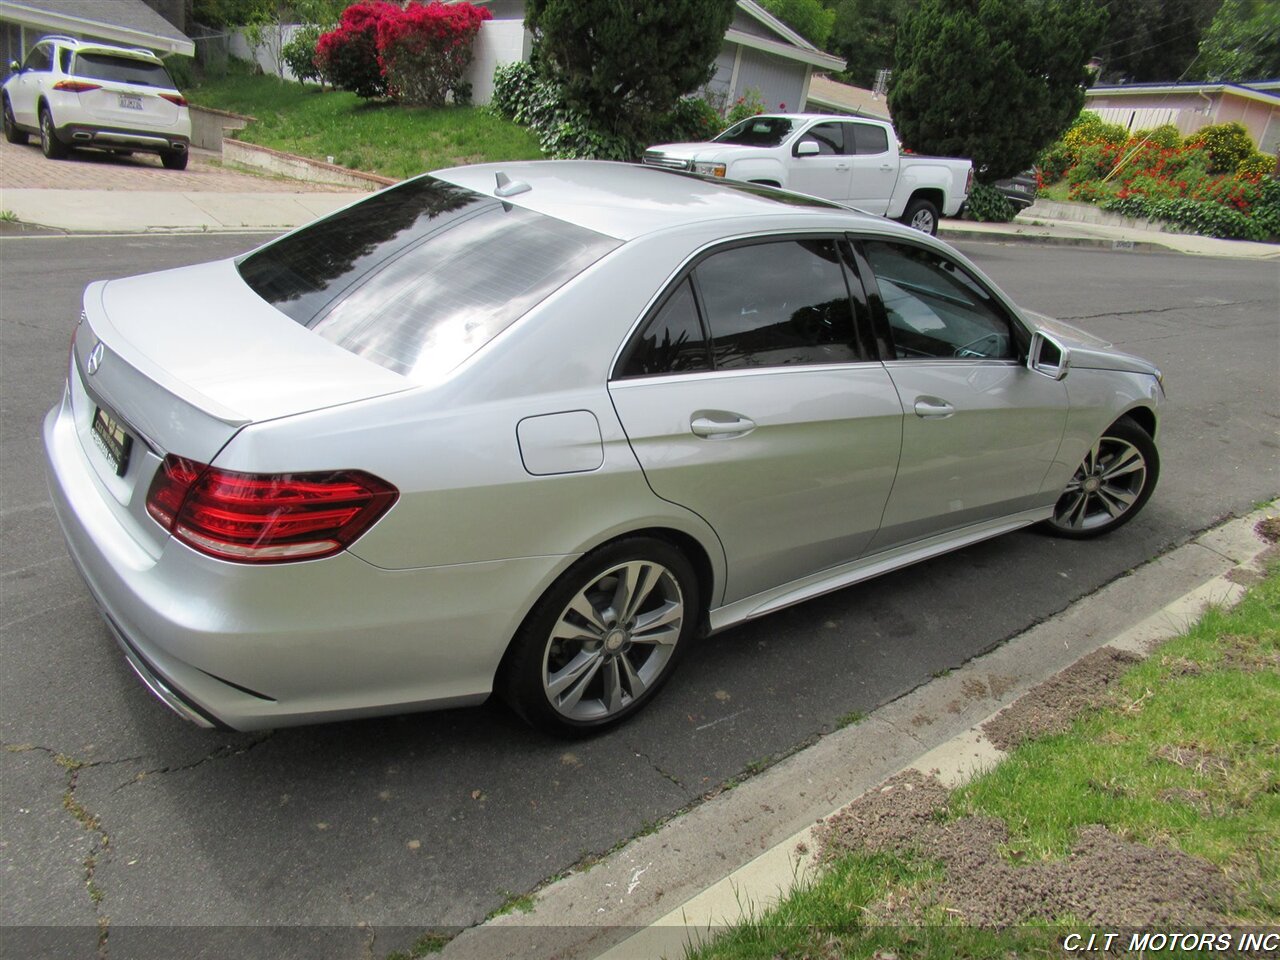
[688,557,1280,959]
[187,62,543,181]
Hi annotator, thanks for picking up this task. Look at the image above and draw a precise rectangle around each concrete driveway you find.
[0,137,355,193]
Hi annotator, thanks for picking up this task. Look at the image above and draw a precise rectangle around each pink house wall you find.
[1084,89,1279,151]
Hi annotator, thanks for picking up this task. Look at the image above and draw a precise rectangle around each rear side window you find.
[73,53,175,88]
[618,238,868,377]
[239,177,620,381]
[853,124,890,155]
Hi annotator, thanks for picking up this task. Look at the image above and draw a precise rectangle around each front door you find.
[787,122,854,202]
[853,238,1069,550]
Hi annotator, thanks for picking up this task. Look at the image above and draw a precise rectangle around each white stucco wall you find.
[231,21,526,102]
[466,19,530,104]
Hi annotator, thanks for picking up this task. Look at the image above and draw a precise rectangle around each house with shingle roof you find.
[1,0,193,67]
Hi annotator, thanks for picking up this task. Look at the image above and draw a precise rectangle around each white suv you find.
[3,36,191,169]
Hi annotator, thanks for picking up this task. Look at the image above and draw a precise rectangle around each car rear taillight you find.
[145,456,397,563]
[53,80,102,93]
[159,93,188,107]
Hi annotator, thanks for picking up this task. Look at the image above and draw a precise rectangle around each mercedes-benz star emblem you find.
[86,341,105,376]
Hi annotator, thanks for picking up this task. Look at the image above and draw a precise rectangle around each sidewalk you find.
[437,506,1276,960]
[1,150,1277,258]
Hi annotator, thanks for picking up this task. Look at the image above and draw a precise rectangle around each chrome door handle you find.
[691,414,756,438]
[913,398,955,419]
[879,164,893,171]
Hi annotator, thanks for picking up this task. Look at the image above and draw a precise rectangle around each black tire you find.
[900,197,940,235]
[1042,417,1159,539]
[2,96,26,145]
[499,536,700,736]
[39,105,68,159]
[160,149,188,170]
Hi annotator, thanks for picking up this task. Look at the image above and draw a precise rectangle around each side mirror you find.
[9,60,21,73]
[795,140,820,157]
[1028,330,1069,380]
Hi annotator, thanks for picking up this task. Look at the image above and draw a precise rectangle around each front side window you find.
[238,177,620,381]
[863,240,1016,360]
[23,45,50,72]
[797,122,845,156]
[713,117,795,147]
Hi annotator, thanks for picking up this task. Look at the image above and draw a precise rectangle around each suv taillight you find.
[53,80,102,93]
[159,93,187,106]
[145,456,397,563]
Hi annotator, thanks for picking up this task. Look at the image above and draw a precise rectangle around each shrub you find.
[316,1,398,98]
[726,88,765,126]
[1062,112,1128,152]
[1067,142,1121,183]
[1186,121,1255,174]
[1102,194,1264,240]
[1251,176,1280,239]
[376,2,490,106]
[658,96,722,144]
[962,182,1019,222]
[1237,152,1276,179]
[489,59,635,159]
[1036,142,1074,184]
[1130,123,1181,149]
[282,24,324,84]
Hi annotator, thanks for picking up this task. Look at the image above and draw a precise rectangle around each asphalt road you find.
[2,233,1277,959]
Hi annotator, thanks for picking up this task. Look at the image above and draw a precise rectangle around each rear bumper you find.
[42,392,567,730]
[56,123,189,153]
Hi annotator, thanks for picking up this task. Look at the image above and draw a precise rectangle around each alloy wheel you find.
[542,560,684,722]
[1052,435,1147,532]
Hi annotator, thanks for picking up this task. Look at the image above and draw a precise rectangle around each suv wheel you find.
[39,106,68,159]
[160,149,188,171]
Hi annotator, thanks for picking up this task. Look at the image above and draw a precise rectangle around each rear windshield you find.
[713,117,794,147]
[74,52,175,88]
[237,177,621,381]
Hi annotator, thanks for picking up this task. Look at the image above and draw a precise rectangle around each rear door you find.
[609,235,903,604]
[852,238,1068,550]
[847,122,897,215]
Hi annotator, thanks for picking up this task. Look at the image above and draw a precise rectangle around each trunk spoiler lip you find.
[83,278,252,428]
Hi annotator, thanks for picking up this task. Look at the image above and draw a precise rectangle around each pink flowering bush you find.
[316,1,490,105]
[377,2,491,106]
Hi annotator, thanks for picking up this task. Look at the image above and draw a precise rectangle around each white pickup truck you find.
[644,114,973,235]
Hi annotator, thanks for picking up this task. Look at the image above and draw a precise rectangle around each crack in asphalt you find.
[1057,298,1272,322]
[112,732,275,792]
[629,747,686,791]
[4,744,127,957]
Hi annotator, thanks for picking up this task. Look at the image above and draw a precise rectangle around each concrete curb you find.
[221,140,398,190]
[940,225,1167,254]
[437,505,1276,960]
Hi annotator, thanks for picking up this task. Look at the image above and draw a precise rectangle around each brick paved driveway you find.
[0,138,355,193]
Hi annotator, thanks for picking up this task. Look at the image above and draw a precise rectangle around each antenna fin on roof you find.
[494,172,531,198]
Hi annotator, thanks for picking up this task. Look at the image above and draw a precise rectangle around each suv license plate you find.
[119,94,143,110]
[91,407,132,476]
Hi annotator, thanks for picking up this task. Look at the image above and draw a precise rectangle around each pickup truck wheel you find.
[901,198,939,236]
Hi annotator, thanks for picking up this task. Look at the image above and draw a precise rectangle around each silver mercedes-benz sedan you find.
[44,161,1162,735]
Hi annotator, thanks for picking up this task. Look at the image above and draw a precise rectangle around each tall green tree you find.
[828,0,914,88]
[888,0,1107,181]
[758,0,836,47]
[1194,0,1280,81]
[525,0,736,144]
[1094,0,1220,83]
